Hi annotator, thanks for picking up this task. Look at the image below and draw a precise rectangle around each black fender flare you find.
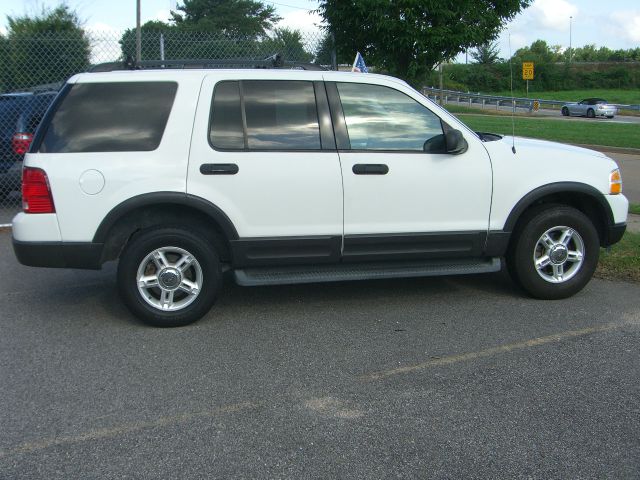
[502,182,614,233]
[92,192,239,243]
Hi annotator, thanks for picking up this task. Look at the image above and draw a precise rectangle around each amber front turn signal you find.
[609,169,622,195]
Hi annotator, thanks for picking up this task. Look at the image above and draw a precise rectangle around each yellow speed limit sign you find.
[522,62,534,80]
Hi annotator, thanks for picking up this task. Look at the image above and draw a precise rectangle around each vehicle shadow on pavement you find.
[43,267,524,328]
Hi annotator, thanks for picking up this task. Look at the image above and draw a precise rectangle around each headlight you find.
[610,169,622,194]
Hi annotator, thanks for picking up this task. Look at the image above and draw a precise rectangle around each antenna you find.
[508,34,516,154]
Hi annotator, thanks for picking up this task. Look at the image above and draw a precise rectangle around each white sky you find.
[0,0,638,60]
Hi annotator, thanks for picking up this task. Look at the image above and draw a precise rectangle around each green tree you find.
[120,20,176,60]
[313,33,353,66]
[316,0,532,83]
[171,0,281,38]
[5,5,90,90]
[258,28,313,62]
[0,34,10,92]
[119,22,311,62]
[470,41,501,64]
[514,40,560,63]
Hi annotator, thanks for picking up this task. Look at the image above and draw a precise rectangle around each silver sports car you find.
[561,98,617,119]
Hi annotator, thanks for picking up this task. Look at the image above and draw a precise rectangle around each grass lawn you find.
[443,104,522,116]
[597,232,640,283]
[489,89,640,105]
[630,204,640,215]
[452,114,640,149]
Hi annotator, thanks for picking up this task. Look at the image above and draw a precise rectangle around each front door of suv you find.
[327,79,493,261]
[189,75,343,267]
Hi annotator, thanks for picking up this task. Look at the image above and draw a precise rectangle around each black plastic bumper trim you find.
[605,222,626,246]
[13,239,104,270]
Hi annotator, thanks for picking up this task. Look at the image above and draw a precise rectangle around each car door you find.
[188,74,344,267]
[325,78,493,261]
[573,100,586,116]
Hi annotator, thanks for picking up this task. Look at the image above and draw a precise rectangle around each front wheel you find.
[507,206,599,300]
[117,227,221,327]
[561,107,569,116]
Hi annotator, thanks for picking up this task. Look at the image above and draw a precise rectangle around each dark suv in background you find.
[0,91,57,199]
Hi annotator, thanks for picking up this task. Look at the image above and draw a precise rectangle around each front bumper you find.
[596,108,617,117]
[13,239,104,269]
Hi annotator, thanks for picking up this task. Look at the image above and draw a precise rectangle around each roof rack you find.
[89,53,326,73]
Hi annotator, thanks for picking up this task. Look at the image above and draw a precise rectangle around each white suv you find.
[12,63,628,326]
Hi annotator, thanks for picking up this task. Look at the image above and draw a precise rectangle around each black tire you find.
[117,227,221,327]
[587,108,595,118]
[561,107,569,116]
[606,115,614,119]
[507,205,599,300]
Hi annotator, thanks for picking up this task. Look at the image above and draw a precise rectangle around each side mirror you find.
[445,129,468,155]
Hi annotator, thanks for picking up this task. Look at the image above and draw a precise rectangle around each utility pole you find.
[136,0,142,63]
[569,16,572,64]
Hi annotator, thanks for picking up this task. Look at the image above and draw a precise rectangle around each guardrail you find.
[421,87,640,113]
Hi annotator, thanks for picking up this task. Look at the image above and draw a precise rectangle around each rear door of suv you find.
[188,73,343,267]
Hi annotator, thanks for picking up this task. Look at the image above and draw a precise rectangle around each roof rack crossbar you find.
[89,54,326,73]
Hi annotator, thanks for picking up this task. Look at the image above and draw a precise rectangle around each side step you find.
[234,258,501,287]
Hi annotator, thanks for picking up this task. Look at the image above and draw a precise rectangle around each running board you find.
[234,258,501,286]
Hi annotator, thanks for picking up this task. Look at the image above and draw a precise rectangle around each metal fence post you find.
[330,32,337,71]
[136,0,141,62]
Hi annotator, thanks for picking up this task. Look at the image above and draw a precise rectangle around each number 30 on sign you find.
[522,62,534,80]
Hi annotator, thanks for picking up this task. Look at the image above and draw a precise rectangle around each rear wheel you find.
[587,108,595,118]
[117,227,221,327]
[507,206,599,300]
[561,107,569,116]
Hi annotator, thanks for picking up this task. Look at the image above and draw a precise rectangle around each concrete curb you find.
[574,144,640,156]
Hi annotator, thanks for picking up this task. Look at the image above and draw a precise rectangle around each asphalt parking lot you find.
[1,230,639,479]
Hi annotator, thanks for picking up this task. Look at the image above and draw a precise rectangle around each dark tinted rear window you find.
[17,94,56,133]
[209,80,321,151]
[210,81,244,149]
[0,96,31,137]
[243,80,320,150]
[40,82,177,153]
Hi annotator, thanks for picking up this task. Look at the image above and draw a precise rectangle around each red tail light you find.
[12,132,34,156]
[22,167,55,214]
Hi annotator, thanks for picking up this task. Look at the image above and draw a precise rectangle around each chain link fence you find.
[0,28,328,223]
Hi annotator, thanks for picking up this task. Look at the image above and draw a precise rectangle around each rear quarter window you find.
[40,82,177,153]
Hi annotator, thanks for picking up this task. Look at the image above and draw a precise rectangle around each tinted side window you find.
[40,82,177,153]
[210,81,244,149]
[337,83,444,151]
[243,80,320,150]
[209,80,321,151]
